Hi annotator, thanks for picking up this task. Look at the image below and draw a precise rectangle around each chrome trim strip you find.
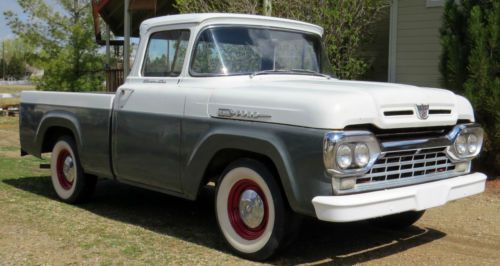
[381,146,448,157]
[381,136,451,152]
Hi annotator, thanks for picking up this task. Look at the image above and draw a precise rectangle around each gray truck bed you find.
[19,91,115,178]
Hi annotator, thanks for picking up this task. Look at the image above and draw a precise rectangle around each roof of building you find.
[92,0,177,38]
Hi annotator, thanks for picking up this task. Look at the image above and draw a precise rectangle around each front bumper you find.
[312,172,486,222]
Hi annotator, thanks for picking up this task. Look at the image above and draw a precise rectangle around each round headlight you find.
[336,144,352,169]
[467,134,478,154]
[354,143,370,167]
[455,134,467,155]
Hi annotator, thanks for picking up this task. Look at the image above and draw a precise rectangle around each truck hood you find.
[207,76,474,129]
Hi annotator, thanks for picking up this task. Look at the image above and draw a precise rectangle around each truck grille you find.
[355,147,460,190]
[333,124,474,195]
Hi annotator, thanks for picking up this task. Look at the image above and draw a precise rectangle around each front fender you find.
[181,119,331,216]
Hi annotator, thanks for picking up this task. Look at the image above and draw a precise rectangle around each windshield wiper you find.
[250,69,331,79]
[249,69,290,78]
[290,69,332,79]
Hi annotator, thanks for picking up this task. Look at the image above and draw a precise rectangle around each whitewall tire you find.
[215,159,297,261]
[50,136,96,203]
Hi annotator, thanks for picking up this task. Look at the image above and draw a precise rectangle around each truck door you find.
[112,29,190,192]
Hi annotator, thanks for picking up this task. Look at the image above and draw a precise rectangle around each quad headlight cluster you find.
[323,123,484,192]
[446,124,484,161]
[323,131,381,177]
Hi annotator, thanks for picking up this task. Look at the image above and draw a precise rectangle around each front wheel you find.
[50,136,96,203]
[215,159,295,261]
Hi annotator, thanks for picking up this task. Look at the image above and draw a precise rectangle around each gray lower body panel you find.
[21,102,332,217]
[20,103,113,178]
[112,110,182,191]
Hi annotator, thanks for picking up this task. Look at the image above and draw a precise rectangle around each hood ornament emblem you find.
[416,104,430,120]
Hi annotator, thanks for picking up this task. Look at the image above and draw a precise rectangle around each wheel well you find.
[202,149,279,183]
[200,149,287,202]
[41,127,76,153]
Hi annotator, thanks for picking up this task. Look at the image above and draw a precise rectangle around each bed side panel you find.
[20,91,115,178]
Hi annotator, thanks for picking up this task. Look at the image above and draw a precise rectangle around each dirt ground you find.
[0,115,499,265]
[276,179,500,265]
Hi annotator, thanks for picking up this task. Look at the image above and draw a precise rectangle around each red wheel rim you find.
[227,179,268,240]
[56,149,74,190]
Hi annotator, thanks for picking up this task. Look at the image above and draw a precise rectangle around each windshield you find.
[190,27,333,76]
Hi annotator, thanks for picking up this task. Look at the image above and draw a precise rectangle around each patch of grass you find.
[0,162,239,264]
[0,97,20,108]
[0,116,18,127]
[0,117,20,153]
[0,85,30,109]
[0,84,35,94]
[0,117,247,265]
[0,146,19,152]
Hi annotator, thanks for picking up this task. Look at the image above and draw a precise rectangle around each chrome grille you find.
[356,147,456,185]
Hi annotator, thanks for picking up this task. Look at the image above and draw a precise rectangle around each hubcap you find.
[227,179,268,240]
[63,156,75,183]
[239,189,265,229]
[56,149,75,190]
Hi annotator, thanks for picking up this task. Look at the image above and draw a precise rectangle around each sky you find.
[0,0,63,41]
[0,1,24,40]
[0,0,140,47]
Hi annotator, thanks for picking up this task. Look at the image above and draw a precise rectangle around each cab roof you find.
[140,13,324,36]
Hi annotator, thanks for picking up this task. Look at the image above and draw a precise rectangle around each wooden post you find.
[124,0,130,76]
[106,24,110,68]
[263,0,272,16]
[388,0,398,82]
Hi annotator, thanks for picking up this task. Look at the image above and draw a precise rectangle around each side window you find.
[142,30,190,77]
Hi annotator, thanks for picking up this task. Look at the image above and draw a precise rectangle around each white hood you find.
[205,76,474,129]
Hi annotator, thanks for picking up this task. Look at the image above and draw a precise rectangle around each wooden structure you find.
[106,68,125,92]
[91,0,178,91]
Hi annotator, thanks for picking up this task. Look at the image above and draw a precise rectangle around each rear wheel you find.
[369,210,425,229]
[50,136,96,203]
[215,159,296,261]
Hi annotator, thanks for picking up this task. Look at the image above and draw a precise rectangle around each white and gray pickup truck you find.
[20,13,487,260]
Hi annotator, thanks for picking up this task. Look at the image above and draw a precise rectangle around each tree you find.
[4,0,104,91]
[0,38,31,80]
[440,0,499,176]
[0,58,5,80]
[175,0,389,79]
[7,55,25,79]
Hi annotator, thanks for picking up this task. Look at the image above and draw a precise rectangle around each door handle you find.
[120,88,134,95]
[118,88,134,108]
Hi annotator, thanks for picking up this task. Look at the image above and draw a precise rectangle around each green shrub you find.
[440,0,499,176]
